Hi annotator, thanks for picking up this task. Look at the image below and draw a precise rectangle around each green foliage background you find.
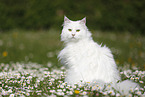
[0,0,145,33]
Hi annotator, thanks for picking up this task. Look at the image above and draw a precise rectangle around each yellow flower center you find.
[2,51,8,57]
[74,90,80,94]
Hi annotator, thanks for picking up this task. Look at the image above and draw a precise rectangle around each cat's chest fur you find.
[67,40,90,57]
[62,39,101,67]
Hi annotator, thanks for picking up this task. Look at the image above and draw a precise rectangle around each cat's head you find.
[61,16,91,43]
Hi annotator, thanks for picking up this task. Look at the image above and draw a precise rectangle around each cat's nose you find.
[72,34,75,37]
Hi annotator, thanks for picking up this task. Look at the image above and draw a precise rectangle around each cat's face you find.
[61,16,91,43]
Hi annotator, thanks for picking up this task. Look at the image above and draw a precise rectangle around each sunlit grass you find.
[0,29,145,69]
[0,29,61,67]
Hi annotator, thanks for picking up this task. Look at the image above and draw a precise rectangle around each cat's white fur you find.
[58,16,139,95]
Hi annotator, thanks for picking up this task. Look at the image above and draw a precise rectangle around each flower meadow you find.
[0,62,145,97]
[0,31,145,96]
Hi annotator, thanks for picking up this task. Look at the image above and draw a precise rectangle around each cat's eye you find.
[68,29,72,31]
[76,29,80,32]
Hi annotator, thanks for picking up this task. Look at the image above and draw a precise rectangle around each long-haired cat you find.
[58,16,139,95]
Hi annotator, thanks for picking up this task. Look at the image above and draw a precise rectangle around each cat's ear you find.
[80,17,86,24]
[64,16,71,23]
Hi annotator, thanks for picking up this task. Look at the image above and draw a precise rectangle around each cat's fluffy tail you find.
[90,80,140,96]
[116,80,139,96]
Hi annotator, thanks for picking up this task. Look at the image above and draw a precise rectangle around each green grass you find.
[0,29,145,70]
[0,29,61,68]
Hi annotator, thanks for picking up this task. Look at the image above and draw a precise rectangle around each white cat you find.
[58,16,139,95]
